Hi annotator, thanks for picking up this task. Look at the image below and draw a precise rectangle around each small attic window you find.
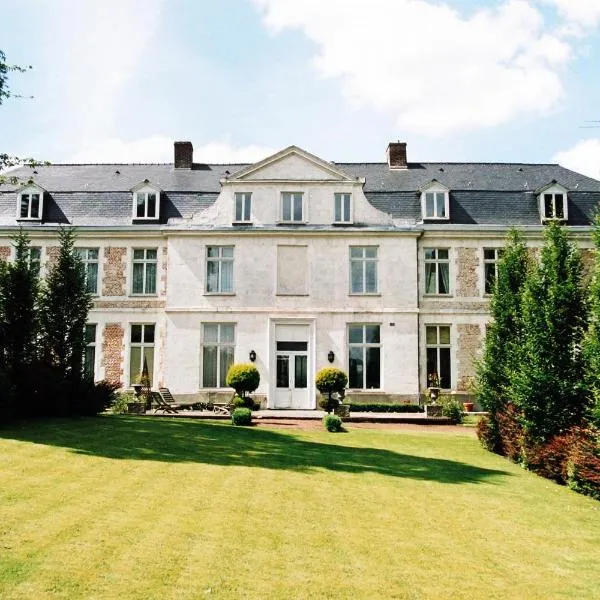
[17,185,45,221]
[538,184,568,222]
[131,183,160,221]
[421,182,449,220]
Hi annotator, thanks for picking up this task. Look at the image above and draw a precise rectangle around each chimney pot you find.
[174,141,193,169]
[387,142,407,169]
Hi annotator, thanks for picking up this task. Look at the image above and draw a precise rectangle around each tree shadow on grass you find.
[0,416,510,485]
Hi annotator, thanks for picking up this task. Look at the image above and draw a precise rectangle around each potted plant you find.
[316,367,348,415]
[427,372,441,402]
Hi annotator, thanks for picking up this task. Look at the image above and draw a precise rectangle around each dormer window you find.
[334,193,352,224]
[17,185,45,221]
[131,182,161,221]
[537,182,568,222]
[280,192,304,223]
[420,182,449,220]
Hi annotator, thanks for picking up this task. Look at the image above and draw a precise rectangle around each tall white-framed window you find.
[206,246,234,293]
[348,324,381,389]
[131,248,157,295]
[334,193,352,223]
[424,248,450,295]
[350,246,378,294]
[201,323,235,388]
[426,325,451,389]
[133,187,160,220]
[84,324,97,380]
[421,184,449,220]
[483,248,503,295]
[280,192,304,223]
[76,248,99,295]
[17,186,45,220]
[129,323,155,386]
[234,192,252,223]
[29,247,42,276]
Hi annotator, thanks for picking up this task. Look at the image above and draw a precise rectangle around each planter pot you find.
[334,404,350,418]
[132,384,143,397]
[428,387,440,402]
[463,402,474,412]
[127,402,145,415]
[425,404,443,418]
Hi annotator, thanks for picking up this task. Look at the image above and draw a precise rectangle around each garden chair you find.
[212,395,236,415]
[153,387,199,413]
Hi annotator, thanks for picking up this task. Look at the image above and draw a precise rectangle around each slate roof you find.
[1,161,600,228]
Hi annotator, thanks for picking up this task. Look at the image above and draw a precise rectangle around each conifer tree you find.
[511,221,589,442]
[476,229,529,449]
[0,228,39,371]
[583,214,600,427]
[38,228,92,380]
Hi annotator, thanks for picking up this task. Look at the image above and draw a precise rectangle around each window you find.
[334,193,352,223]
[76,248,99,294]
[201,323,235,388]
[133,190,159,219]
[426,325,451,389]
[348,324,381,389]
[234,192,252,222]
[29,247,41,275]
[350,246,378,294]
[422,191,448,219]
[84,324,97,380]
[424,248,450,295]
[206,246,234,293]
[280,192,304,223]
[131,248,157,295]
[18,190,43,220]
[483,248,502,295]
[542,192,566,220]
[129,324,155,386]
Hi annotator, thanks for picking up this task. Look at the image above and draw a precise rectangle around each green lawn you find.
[1,417,598,600]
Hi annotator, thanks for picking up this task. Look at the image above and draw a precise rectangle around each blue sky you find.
[1,0,600,178]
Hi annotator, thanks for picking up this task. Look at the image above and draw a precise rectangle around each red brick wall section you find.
[102,247,127,296]
[102,323,124,385]
[0,246,11,261]
[46,246,60,269]
[160,246,167,297]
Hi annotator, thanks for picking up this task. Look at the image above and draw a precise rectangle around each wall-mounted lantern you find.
[249,350,257,362]
[327,350,335,363]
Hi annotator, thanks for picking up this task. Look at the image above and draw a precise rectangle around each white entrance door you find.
[273,325,311,409]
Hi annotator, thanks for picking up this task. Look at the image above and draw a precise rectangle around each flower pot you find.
[425,404,443,418]
[463,402,474,412]
[127,402,145,414]
[428,387,440,402]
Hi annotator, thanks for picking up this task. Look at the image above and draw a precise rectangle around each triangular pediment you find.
[226,146,358,182]
[535,180,568,195]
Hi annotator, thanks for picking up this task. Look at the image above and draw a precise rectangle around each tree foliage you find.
[38,228,92,380]
[511,221,589,442]
[476,229,529,449]
[226,363,260,398]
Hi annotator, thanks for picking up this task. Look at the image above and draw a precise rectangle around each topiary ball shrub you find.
[323,414,343,432]
[232,394,254,409]
[232,407,252,426]
[226,363,260,398]
[315,367,348,413]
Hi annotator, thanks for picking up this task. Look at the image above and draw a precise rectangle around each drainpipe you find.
[416,229,424,405]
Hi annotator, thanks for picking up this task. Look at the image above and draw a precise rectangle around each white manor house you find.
[2,141,600,409]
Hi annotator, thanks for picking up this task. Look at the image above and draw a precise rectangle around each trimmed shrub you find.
[232,394,254,409]
[439,395,465,424]
[323,414,343,432]
[316,367,348,413]
[226,364,260,398]
[476,416,501,453]
[497,402,524,462]
[232,407,252,426]
[112,391,134,415]
[348,403,423,413]
[566,426,600,500]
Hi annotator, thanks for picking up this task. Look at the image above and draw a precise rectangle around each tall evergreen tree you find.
[511,221,589,442]
[476,229,529,449]
[1,228,39,371]
[38,228,92,380]
[583,213,600,427]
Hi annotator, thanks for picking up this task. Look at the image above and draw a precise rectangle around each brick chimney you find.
[174,141,193,169]
[387,142,407,169]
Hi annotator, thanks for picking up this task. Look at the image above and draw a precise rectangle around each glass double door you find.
[274,341,309,409]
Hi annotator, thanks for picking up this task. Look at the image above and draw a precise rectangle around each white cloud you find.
[553,139,600,180]
[252,0,577,135]
[537,0,600,30]
[68,136,276,164]
[43,0,164,140]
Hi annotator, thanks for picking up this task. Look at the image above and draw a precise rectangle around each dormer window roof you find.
[17,183,46,221]
[420,180,450,221]
[131,180,161,221]
[536,181,568,222]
